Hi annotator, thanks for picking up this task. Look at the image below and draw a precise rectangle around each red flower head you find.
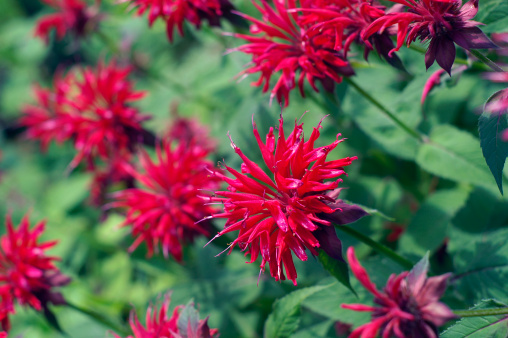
[342,247,456,338]
[34,0,102,43]
[0,214,71,331]
[363,0,496,74]
[206,116,365,285]
[228,0,354,107]
[297,0,404,69]
[123,0,234,42]
[21,61,150,172]
[110,130,221,261]
[113,294,218,338]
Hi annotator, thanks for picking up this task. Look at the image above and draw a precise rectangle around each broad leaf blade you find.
[264,284,332,338]
[441,299,508,338]
[478,91,508,195]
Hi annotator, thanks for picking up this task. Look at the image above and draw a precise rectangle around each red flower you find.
[113,294,218,338]
[123,0,233,42]
[206,116,361,285]
[34,0,102,43]
[297,0,403,69]
[342,247,456,338]
[21,61,150,172]
[229,0,354,107]
[0,214,71,331]
[110,133,221,261]
[363,0,496,74]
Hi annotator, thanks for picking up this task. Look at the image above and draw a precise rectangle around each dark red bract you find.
[35,0,101,43]
[206,116,358,285]
[342,247,456,338]
[0,215,70,331]
[363,0,496,74]
[229,0,354,107]
[110,132,221,261]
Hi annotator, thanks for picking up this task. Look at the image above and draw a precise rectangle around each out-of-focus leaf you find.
[399,185,471,255]
[416,125,502,191]
[479,98,508,195]
[441,299,508,338]
[264,284,332,338]
[475,0,508,33]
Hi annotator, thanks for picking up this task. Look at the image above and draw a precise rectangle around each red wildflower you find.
[21,61,150,172]
[113,294,218,338]
[363,0,496,74]
[228,0,354,107]
[206,116,364,285]
[123,0,234,42]
[342,247,456,338]
[0,214,71,331]
[297,0,404,69]
[110,133,221,261]
[35,0,102,43]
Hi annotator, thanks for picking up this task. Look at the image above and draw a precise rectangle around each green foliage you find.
[264,284,332,338]
[317,250,355,295]
[441,300,508,338]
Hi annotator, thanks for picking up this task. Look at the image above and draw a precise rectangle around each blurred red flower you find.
[229,0,354,107]
[206,116,363,285]
[363,0,496,74]
[21,61,150,172]
[110,133,221,261]
[123,0,234,42]
[113,294,218,338]
[342,247,456,338]
[0,215,71,331]
[35,0,102,43]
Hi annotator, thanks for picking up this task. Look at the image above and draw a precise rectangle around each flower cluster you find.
[206,116,366,285]
[20,61,152,205]
[342,247,456,338]
[0,215,70,331]
[123,0,235,42]
[35,0,102,43]
[363,0,496,74]
[110,123,221,261]
[113,294,218,338]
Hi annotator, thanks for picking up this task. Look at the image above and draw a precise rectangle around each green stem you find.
[67,301,129,335]
[94,30,120,55]
[469,49,505,73]
[454,307,508,318]
[344,78,424,142]
[334,225,414,270]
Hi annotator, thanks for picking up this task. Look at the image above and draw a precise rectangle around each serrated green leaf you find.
[399,185,471,255]
[416,125,499,190]
[264,284,332,338]
[317,250,355,295]
[441,299,508,338]
[479,93,508,195]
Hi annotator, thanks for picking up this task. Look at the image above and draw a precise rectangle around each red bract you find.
[0,214,71,331]
[113,294,218,338]
[21,61,150,172]
[123,0,233,42]
[229,0,354,107]
[35,0,102,43]
[342,247,456,338]
[297,0,403,69]
[206,116,360,285]
[110,135,221,261]
[363,0,496,74]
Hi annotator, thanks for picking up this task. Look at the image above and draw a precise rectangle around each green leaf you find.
[399,185,471,255]
[479,93,508,195]
[475,0,508,33]
[177,301,200,338]
[441,300,508,338]
[264,284,332,338]
[416,125,499,190]
[317,250,355,295]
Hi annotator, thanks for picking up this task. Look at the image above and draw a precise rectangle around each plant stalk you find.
[454,307,508,318]
[469,49,505,73]
[344,78,424,142]
[334,224,414,270]
[67,301,129,335]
